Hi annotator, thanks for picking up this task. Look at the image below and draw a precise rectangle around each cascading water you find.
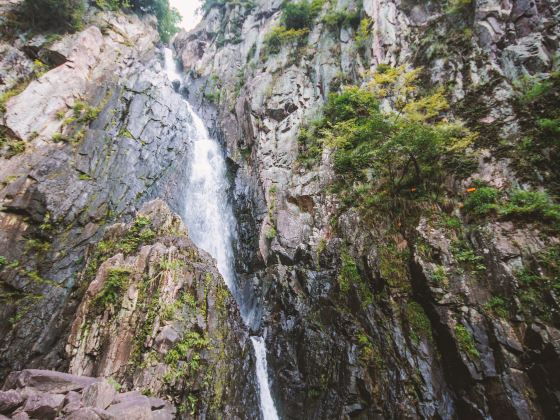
[164,48,280,420]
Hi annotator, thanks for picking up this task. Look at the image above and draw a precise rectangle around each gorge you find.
[1,0,560,419]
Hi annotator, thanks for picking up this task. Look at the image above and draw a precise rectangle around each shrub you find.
[463,184,499,216]
[0,256,6,267]
[21,0,85,32]
[430,265,448,284]
[322,8,360,30]
[282,1,313,30]
[264,26,309,55]
[297,66,477,216]
[500,190,560,226]
[93,268,131,312]
[265,226,277,239]
[484,296,508,318]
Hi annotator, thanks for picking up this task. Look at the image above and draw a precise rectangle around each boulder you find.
[10,370,99,393]
[82,381,116,410]
[152,408,173,420]
[106,394,152,420]
[0,389,23,414]
[21,392,64,419]
[64,407,104,420]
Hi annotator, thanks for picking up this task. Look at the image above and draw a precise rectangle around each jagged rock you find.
[0,390,23,413]
[81,381,116,410]
[106,394,151,419]
[4,370,99,394]
[64,407,106,420]
[21,391,64,419]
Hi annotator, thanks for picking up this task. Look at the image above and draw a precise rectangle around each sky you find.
[170,0,203,31]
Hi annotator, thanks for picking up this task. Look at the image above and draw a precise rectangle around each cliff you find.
[173,0,560,418]
[1,0,559,418]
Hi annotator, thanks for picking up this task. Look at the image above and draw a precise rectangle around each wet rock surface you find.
[175,0,560,418]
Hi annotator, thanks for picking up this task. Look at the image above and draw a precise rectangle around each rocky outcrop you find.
[0,6,195,380]
[63,199,258,417]
[0,369,175,419]
[174,0,560,418]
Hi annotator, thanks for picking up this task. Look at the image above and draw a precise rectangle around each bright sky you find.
[170,0,203,31]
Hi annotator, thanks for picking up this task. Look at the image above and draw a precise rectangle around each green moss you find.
[265,226,277,240]
[263,26,309,56]
[25,239,51,254]
[430,265,448,284]
[484,296,508,318]
[338,249,359,294]
[6,140,26,157]
[92,267,130,313]
[500,190,560,228]
[452,240,486,273]
[454,323,479,359]
[406,301,432,343]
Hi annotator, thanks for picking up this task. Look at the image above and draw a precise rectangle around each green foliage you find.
[500,190,560,227]
[516,74,556,103]
[445,0,473,14]
[463,183,499,216]
[298,67,476,217]
[265,226,277,240]
[322,7,360,30]
[92,267,131,312]
[0,81,28,114]
[107,377,122,392]
[484,296,508,318]
[454,323,479,359]
[406,301,432,343]
[338,249,360,294]
[282,0,314,30]
[264,26,309,55]
[25,239,51,254]
[0,256,6,267]
[21,0,85,32]
[452,240,486,273]
[440,214,462,230]
[6,140,26,157]
[430,265,448,284]
[355,17,372,51]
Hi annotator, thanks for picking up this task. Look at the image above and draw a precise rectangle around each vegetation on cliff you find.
[16,0,180,41]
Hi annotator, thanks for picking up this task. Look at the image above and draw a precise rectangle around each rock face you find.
[0,7,190,379]
[174,0,560,418]
[1,0,559,418]
[0,3,258,418]
[0,369,174,419]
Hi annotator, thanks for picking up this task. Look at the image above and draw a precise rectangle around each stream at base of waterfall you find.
[164,48,280,420]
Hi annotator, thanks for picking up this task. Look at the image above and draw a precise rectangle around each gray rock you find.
[151,408,173,420]
[11,412,30,420]
[21,392,64,419]
[106,394,152,419]
[154,326,179,351]
[12,370,99,393]
[64,407,103,420]
[82,381,116,410]
[0,389,23,414]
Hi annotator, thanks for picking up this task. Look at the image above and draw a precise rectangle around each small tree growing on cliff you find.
[22,0,85,32]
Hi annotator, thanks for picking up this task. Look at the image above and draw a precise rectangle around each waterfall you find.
[163,48,280,420]
[251,337,280,420]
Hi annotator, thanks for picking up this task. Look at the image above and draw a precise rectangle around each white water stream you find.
[164,48,280,420]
